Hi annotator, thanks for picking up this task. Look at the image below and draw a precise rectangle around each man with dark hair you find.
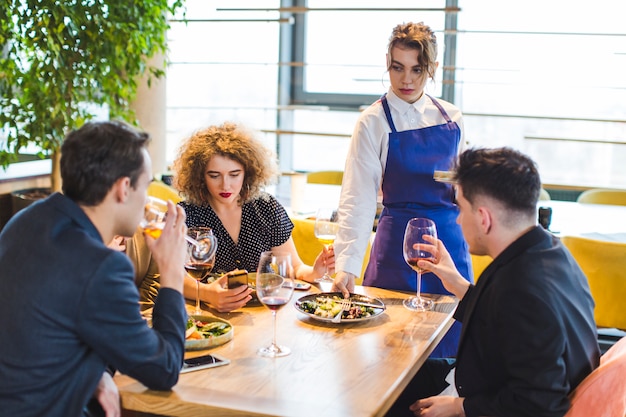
[391,147,600,417]
[0,121,189,417]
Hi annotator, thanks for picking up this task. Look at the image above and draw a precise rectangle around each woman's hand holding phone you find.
[227,269,248,289]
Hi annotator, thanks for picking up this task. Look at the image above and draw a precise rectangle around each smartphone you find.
[181,354,230,373]
[228,270,248,289]
[295,281,311,291]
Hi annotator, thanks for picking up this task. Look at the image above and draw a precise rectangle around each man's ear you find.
[112,177,132,203]
[477,206,493,234]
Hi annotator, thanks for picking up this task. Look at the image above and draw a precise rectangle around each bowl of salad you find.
[185,315,233,350]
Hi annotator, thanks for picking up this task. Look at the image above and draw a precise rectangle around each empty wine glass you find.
[256,251,295,357]
[402,218,437,312]
[314,208,339,282]
[184,227,218,315]
[141,196,213,260]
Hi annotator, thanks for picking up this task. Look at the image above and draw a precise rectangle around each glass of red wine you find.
[256,251,295,357]
[184,227,217,315]
[402,218,437,312]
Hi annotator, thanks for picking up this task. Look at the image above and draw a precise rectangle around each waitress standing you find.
[332,22,471,358]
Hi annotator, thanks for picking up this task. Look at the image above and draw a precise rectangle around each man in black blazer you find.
[392,147,600,417]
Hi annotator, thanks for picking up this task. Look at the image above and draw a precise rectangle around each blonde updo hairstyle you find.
[173,122,279,205]
[387,22,438,81]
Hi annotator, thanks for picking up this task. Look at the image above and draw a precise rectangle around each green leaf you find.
[0,0,186,172]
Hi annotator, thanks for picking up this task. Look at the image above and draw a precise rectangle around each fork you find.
[331,299,352,323]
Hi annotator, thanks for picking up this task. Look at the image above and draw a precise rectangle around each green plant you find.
[0,0,185,191]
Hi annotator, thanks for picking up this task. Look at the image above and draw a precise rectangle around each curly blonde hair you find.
[387,22,438,80]
[173,122,279,205]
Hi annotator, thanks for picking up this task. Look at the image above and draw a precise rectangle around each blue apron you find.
[363,94,472,357]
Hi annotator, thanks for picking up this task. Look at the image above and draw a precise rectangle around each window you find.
[166,0,282,160]
[291,0,449,107]
[455,0,626,188]
[165,0,626,191]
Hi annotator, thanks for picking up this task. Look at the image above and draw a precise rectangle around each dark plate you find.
[294,292,385,323]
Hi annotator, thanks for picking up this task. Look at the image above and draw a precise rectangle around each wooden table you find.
[538,200,626,242]
[115,286,458,417]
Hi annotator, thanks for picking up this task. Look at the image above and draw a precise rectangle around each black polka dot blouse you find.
[180,192,294,274]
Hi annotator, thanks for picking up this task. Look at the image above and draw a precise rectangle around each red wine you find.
[407,257,435,273]
[184,263,214,281]
[260,296,290,311]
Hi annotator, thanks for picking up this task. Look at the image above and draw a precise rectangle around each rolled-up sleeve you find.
[335,108,386,276]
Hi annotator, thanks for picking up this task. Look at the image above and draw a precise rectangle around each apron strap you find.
[384,94,453,129]
[381,94,397,133]
[426,94,453,123]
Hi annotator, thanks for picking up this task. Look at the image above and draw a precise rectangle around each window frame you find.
[289,0,459,109]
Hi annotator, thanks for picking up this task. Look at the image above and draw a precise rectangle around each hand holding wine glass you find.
[141,196,214,260]
[256,251,295,357]
[314,208,339,283]
[403,218,437,311]
[185,227,218,315]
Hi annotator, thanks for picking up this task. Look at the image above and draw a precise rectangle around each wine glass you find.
[141,196,213,260]
[402,218,437,312]
[256,251,295,357]
[185,227,218,315]
[314,208,339,283]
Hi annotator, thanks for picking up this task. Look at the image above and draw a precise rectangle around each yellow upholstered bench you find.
[577,188,626,206]
[561,236,626,331]
[471,254,492,282]
[147,181,182,204]
[306,171,344,186]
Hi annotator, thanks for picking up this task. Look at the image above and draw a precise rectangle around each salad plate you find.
[185,315,233,350]
[294,292,385,323]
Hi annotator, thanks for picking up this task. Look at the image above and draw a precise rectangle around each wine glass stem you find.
[195,280,201,314]
[416,270,422,304]
[324,244,330,277]
[271,310,278,347]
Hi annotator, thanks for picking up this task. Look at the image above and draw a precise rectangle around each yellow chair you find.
[471,254,492,282]
[147,181,182,204]
[564,336,626,417]
[577,189,626,206]
[561,236,626,331]
[291,218,324,267]
[359,234,374,282]
[290,217,372,285]
[306,171,344,186]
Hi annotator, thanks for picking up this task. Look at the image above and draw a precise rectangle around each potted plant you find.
[0,0,185,206]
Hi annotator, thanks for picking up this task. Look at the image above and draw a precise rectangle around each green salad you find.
[300,296,376,320]
[185,317,231,340]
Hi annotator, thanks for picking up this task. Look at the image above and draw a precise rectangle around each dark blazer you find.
[455,226,600,417]
[0,193,187,417]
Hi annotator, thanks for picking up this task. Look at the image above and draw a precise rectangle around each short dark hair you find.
[454,147,541,215]
[61,121,150,206]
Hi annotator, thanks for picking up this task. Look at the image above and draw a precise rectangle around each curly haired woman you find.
[173,122,333,311]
